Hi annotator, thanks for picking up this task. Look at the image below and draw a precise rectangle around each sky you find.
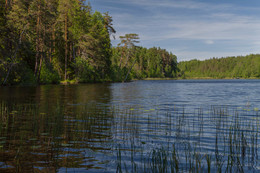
[88,0,260,61]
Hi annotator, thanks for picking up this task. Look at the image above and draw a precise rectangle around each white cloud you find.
[205,40,214,45]
[113,10,260,43]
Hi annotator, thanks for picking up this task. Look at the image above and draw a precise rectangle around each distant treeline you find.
[178,54,260,79]
[0,0,178,85]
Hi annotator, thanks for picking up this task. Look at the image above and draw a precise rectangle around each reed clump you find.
[115,106,260,172]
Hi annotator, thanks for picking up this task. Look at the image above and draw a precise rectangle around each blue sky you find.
[88,0,260,61]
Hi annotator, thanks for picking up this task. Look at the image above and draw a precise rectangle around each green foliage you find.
[19,64,36,85]
[178,54,260,79]
[0,0,114,85]
[1,61,36,85]
[0,63,6,83]
[74,57,97,83]
[0,0,178,85]
[111,46,178,80]
[40,63,60,84]
[0,0,6,60]
[110,65,124,82]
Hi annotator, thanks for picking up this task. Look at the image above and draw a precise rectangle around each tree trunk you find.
[76,42,80,58]
[5,0,11,9]
[34,2,40,77]
[64,14,68,81]
[123,58,136,83]
[73,42,76,62]
[50,27,55,62]
[119,55,123,68]
[119,48,125,68]
[70,41,72,62]
[37,23,46,83]
[37,53,43,83]
[2,63,14,85]
[2,24,28,85]
[124,50,130,68]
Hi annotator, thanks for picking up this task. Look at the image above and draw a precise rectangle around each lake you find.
[1,79,260,172]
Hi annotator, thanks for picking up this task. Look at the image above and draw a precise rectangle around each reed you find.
[114,105,260,172]
[1,100,260,172]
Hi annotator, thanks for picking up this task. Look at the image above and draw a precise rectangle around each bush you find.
[74,57,100,83]
[40,63,60,84]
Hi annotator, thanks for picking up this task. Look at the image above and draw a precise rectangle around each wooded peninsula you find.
[0,0,259,85]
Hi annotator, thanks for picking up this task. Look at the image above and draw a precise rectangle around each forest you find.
[0,0,178,85]
[178,54,260,79]
[111,45,178,81]
[1,0,260,86]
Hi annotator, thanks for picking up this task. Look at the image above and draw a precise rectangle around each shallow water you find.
[0,80,260,172]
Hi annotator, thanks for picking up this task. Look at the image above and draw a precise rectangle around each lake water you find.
[1,80,260,172]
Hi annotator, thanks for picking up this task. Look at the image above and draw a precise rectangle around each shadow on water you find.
[0,84,114,172]
[0,80,260,172]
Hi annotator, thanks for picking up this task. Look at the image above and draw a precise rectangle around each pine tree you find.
[57,0,71,80]
[118,33,139,69]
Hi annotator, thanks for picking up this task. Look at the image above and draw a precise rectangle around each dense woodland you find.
[0,0,178,85]
[178,54,260,79]
[1,0,260,85]
[112,46,178,81]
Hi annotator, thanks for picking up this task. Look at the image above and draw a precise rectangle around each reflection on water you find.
[0,80,260,172]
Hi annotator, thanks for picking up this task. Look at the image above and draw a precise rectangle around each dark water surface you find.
[1,80,260,172]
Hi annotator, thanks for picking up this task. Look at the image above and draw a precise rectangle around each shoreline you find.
[137,77,260,80]
[2,77,260,87]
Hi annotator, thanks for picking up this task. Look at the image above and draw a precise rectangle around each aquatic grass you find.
[1,99,260,172]
[113,105,260,173]
[116,145,123,173]
[171,144,179,173]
